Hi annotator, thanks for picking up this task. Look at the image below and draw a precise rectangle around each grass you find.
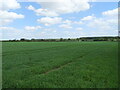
[2,42,118,88]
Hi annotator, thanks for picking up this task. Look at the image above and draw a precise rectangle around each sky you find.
[0,0,118,40]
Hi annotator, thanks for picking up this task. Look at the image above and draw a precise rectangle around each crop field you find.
[2,42,118,88]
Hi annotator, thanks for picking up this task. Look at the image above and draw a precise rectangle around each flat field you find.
[2,42,118,88]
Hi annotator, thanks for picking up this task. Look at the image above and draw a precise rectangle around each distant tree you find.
[12,39,16,42]
[68,38,71,40]
[41,39,44,41]
[31,38,35,41]
[60,38,63,41]
[20,38,25,41]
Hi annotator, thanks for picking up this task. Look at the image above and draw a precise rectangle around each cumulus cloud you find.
[81,14,95,21]
[37,16,84,27]
[0,0,20,11]
[0,26,16,30]
[59,24,72,29]
[63,19,83,25]
[0,11,24,19]
[27,5,58,17]
[27,0,90,16]
[0,0,24,25]
[37,17,62,26]
[87,8,118,32]
[102,8,118,17]
[27,5,35,10]
[62,19,83,25]
[25,26,42,30]
[0,10,24,25]
[88,18,112,30]
[74,21,83,25]
[76,27,83,31]
[63,20,72,24]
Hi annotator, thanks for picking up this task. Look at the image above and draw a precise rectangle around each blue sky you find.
[0,1,118,40]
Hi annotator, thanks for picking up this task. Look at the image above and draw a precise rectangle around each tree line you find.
[2,36,119,42]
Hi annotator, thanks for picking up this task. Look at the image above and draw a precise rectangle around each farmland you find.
[2,42,118,88]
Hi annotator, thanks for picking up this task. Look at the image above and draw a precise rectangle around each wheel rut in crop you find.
[41,55,85,75]
[40,49,96,75]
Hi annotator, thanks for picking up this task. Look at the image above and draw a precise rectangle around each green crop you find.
[2,42,118,88]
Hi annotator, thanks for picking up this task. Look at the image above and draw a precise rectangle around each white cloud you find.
[88,18,112,30]
[0,19,13,25]
[76,27,83,31]
[102,8,118,17]
[63,20,72,24]
[0,0,20,11]
[27,5,35,10]
[0,10,24,19]
[58,19,75,29]
[37,17,83,27]
[0,10,24,25]
[37,17,62,26]
[63,19,83,25]
[59,24,72,29]
[35,8,58,17]
[74,21,83,24]
[81,15,95,21]
[25,26,42,30]
[0,0,24,25]
[87,8,118,32]
[0,27,16,30]
[27,0,90,16]
[27,5,59,17]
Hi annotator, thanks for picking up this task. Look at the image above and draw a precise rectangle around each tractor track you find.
[40,53,90,75]
[39,48,96,75]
